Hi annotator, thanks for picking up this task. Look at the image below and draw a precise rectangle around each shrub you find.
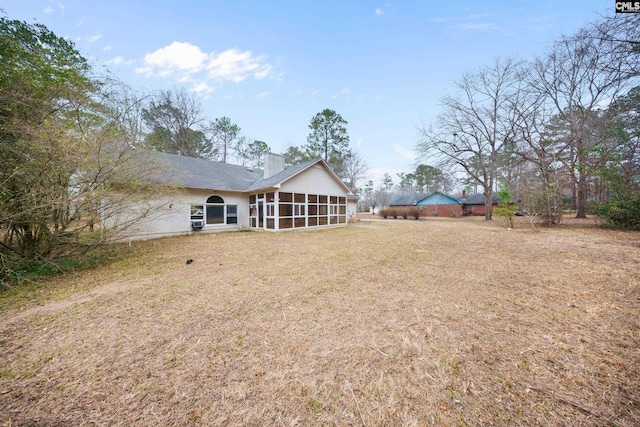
[597,196,640,230]
[401,208,409,219]
[450,205,463,217]
[408,206,421,219]
[379,208,390,219]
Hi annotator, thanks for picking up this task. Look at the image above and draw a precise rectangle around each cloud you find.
[207,48,271,82]
[88,34,102,43]
[43,6,54,14]
[105,56,134,66]
[256,91,270,98]
[356,137,362,148]
[103,45,113,52]
[456,22,501,32]
[105,56,124,65]
[393,144,416,161]
[135,42,273,86]
[332,86,351,98]
[375,8,384,16]
[191,81,214,94]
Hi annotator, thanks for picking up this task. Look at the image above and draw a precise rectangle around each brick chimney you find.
[263,153,285,179]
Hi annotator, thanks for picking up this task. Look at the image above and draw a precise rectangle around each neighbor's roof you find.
[388,191,498,206]
[388,193,430,206]
[461,193,499,205]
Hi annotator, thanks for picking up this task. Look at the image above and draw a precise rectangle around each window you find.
[204,195,237,225]
[191,205,204,220]
[227,205,238,224]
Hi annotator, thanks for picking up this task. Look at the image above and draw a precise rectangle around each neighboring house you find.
[459,191,499,216]
[116,151,357,239]
[387,190,498,217]
[417,192,464,217]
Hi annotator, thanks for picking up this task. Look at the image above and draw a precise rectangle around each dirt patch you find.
[0,279,151,329]
[0,219,638,426]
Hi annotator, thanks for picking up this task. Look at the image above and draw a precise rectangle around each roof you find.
[388,193,430,206]
[150,150,263,191]
[147,150,350,194]
[461,193,499,205]
[387,191,499,206]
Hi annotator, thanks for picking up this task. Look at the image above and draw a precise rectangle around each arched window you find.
[206,195,224,204]
[206,195,225,224]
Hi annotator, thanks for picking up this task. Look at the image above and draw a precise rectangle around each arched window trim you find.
[206,195,224,204]
[202,194,237,226]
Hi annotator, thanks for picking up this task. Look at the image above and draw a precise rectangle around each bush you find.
[379,208,391,219]
[597,196,640,230]
[408,206,422,219]
[450,205,463,217]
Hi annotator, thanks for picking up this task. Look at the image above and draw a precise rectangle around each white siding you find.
[117,189,249,240]
[279,164,347,195]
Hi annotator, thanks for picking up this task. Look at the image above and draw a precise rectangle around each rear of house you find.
[109,151,356,240]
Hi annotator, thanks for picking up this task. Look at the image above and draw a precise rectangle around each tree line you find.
[416,14,639,226]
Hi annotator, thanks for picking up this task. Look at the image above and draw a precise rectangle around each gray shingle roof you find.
[246,159,320,192]
[388,193,430,206]
[462,193,498,205]
[147,150,348,194]
[150,150,263,191]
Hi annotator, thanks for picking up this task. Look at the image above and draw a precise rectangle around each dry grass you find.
[0,217,639,426]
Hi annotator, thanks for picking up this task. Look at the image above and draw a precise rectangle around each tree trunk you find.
[576,143,587,218]
[484,187,493,220]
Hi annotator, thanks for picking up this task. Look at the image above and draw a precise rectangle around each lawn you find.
[1,218,639,426]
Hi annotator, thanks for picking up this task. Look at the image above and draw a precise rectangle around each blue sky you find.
[3,0,612,185]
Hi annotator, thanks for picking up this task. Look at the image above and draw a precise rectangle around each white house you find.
[115,151,357,239]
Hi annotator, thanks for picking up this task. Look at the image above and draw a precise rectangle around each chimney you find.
[263,153,285,179]
[462,189,466,200]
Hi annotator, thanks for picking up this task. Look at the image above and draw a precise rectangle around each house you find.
[387,190,498,217]
[116,151,357,239]
[459,191,499,216]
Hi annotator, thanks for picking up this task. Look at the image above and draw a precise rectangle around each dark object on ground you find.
[515,208,528,216]
[186,259,193,264]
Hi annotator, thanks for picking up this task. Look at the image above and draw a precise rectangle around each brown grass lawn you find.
[1,217,639,426]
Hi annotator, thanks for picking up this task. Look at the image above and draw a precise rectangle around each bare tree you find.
[342,150,369,190]
[528,17,640,218]
[417,57,522,220]
[142,88,213,159]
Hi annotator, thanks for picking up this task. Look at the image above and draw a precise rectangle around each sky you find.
[2,0,614,185]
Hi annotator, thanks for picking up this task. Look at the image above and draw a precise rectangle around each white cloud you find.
[88,34,102,43]
[43,7,54,14]
[332,86,351,98]
[105,56,124,65]
[105,56,135,66]
[137,41,208,76]
[135,42,273,87]
[103,45,113,52]
[393,144,416,162]
[356,137,363,148]
[256,91,270,98]
[207,48,271,82]
[191,81,214,94]
[375,8,384,16]
[58,3,65,16]
[457,22,501,32]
